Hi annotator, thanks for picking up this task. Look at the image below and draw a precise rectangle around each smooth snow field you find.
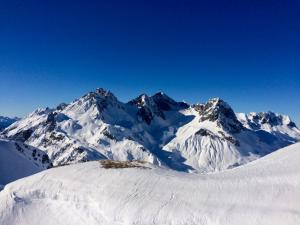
[1,143,300,225]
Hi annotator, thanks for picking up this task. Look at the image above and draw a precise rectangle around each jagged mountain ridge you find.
[237,112,300,142]
[163,98,300,172]
[2,88,300,172]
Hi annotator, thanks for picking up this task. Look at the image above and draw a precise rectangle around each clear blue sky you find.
[0,0,299,125]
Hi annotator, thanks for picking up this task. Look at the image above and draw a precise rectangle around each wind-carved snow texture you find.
[2,88,300,173]
[0,142,300,225]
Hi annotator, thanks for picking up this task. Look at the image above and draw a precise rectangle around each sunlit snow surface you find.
[1,143,300,225]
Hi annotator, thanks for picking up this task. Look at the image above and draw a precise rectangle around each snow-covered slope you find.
[1,142,299,225]
[2,89,160,167]
[163,98,299,172]
[2,88,299,172]
[0,116,19,131]
[0,139,51,186]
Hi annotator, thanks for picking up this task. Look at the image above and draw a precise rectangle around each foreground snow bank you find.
[1,143,300,225]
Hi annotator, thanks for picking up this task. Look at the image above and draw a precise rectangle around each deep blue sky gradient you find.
[0,0,299,124]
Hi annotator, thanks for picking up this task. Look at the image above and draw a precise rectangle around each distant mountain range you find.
[1,88,299,173]
[0,116,19,131]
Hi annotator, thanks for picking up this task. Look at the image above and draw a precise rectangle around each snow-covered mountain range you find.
[2,88,300,173]
[0,88,300,225]
[0,116,19,131]
[1,142,300,225]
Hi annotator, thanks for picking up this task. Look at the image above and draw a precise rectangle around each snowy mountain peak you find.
[83,88,118,103]
[206,98,231,110]
[129,94,150,108]
[30,108,53,116]
[63,88,122,118]
[238,111,298,130]
[151,91,169,101]
[95,87,111,95]
[56,103,68,111]
[196,98,244,133]
[129,92,189,124]
[151,91,189,111]
[236,111,300,143]
[129,94,164,124]
[249,111,296,127]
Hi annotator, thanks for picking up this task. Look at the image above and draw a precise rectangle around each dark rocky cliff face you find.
[151,92,189,111]
[194,98,244,133]
[129,92,189,124]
